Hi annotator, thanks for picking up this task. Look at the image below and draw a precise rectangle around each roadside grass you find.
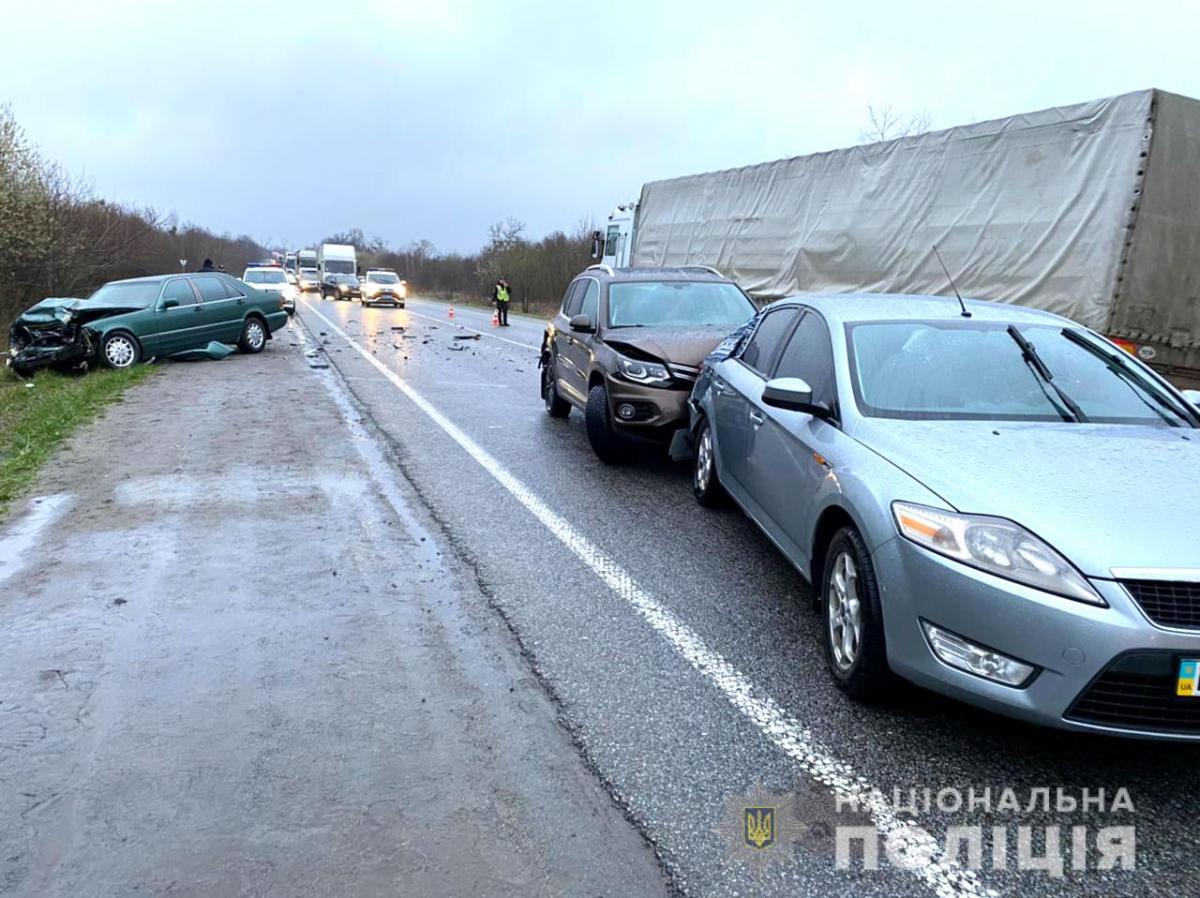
[0,365,157,518]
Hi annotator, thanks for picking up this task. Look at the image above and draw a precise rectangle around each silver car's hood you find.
[852,419,1200,577]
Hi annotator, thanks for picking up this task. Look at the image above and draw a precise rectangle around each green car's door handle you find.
[236,298,245,305]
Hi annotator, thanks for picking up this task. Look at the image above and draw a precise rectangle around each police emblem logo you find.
[744,806,775,849]
[716,783,798,873]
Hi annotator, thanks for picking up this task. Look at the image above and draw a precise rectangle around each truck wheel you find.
[542,357,571,419]
[101,331,141,369]
[238,317,267,354]
[822,527,894,701]
[585,384,633,464]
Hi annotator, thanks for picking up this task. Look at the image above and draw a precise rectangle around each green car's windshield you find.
[607,281,755,329]
[848,320,1198,427]
[85,281,162,307]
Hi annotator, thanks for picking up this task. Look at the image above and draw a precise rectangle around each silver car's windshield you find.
[607,282,754,328]
[368,273,400,283]
[848,320,1197,427]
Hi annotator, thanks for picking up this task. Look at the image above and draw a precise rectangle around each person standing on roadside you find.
[200,258,215,272]
[492,278,511,327]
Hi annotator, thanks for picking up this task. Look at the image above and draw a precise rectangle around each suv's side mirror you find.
[569,314,594,333]
[161,298,180,310]
[762,377,827,416]
[1183,388,1200,410]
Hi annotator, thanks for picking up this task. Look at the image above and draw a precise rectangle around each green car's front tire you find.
[101,331,141,370]
[238,317,267,354]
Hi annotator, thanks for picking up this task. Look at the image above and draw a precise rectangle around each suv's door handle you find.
[749,411,765,427]
[711,380,728,396]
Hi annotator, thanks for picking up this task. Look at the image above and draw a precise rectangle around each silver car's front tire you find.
[692,419,727,507]
[822,527,894,700]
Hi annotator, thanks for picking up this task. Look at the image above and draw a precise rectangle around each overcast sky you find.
[3,0,1197,253]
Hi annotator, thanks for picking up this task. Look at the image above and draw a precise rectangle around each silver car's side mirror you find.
[762,377,818,413]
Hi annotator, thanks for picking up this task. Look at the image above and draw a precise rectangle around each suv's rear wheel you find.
[585,384,633,464]
[542,357,570,418]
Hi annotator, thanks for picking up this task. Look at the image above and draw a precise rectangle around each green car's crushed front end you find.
[7,297,142,377]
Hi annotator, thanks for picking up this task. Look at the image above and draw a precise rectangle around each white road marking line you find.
[401,307,541,351]
[299,298,996,898]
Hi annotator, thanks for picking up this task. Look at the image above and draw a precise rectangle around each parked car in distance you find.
[297,268,321,292]
[7,272,289,376]
[360,269,407,307]
[683,292,1200,739]
[321,273,361,302]
[540,265,756,463]
[242,266,299,315]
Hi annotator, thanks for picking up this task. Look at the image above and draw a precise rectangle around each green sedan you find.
[7,272,290,377]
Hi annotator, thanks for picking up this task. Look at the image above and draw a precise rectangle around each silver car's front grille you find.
[1122,580,1200,629]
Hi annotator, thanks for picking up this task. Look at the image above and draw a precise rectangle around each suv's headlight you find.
[891,502,1104,605]
[617,354,671,386]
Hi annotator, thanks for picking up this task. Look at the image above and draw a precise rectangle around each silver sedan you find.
[684,293,1200,739]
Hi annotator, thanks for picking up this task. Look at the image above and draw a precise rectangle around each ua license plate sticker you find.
[1177,659,1200,697]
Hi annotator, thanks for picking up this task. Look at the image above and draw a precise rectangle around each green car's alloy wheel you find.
[239,318,267,354]
[101,332,140,369]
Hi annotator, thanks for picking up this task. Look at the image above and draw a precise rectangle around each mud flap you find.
[668,427,695,462]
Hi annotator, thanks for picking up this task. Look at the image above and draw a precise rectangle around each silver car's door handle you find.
[749,411,765,427]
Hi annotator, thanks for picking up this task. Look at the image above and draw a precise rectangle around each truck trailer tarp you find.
[631,89,1200,376]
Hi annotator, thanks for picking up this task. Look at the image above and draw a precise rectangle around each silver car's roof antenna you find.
[932,245,972,318]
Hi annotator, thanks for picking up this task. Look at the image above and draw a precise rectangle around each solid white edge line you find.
[298,298,997,898]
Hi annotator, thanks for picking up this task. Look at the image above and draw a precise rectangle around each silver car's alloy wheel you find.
[828,551,862,671]
[695,427,714,494]
[105,335,136,368]
[246,321,265,350]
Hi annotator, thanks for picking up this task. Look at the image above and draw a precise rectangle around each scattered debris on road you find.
[452,334,482,341]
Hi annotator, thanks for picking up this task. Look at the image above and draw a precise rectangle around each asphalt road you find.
[293,292,1200,898]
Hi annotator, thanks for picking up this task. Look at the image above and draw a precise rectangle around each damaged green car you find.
[7,272,290,378]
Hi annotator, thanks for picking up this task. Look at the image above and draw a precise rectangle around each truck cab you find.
[594,203,637,269]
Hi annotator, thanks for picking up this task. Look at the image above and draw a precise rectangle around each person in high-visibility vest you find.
[492,278,511,327]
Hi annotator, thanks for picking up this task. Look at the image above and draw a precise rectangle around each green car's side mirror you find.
[161,298,180,310]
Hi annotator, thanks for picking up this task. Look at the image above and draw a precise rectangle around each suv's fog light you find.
[616,403,636,420]
[921,622,1035,687]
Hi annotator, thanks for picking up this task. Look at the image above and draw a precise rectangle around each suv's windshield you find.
[86,281,162,306]
[607,281,755,329]
[848,320,1197,426]
[333,274,359,285]
[367,272,400,284]
[243,270,286,284]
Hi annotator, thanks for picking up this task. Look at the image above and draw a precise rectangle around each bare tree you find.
[859,105,932,143]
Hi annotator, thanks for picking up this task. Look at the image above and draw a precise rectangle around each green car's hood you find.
[16,296,148,326]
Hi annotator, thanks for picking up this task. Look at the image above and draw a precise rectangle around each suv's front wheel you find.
[542,357,570,418]
[585,384,633,464]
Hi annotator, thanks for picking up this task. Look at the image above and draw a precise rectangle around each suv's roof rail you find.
[680,265,724,277]
[586,264,615,275]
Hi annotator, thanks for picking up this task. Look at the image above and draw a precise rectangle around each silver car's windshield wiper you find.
[1006,325,1087,423]
[1060,328,1197,428]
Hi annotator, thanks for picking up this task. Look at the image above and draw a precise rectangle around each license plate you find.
[1177,659,1200,697]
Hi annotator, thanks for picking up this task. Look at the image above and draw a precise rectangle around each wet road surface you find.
[0,324,669,898]
[292,293,1199,898]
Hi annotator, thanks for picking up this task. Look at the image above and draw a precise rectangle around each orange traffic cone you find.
[448,305,455,319]
[491,308,500,327]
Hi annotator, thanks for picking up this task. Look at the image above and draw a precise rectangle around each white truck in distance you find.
[297,250,319,291]
[318,244,357,279]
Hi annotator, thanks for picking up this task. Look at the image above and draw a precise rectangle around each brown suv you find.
[539,265,757,463]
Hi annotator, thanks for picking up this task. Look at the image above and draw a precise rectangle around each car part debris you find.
[452,334,482,341]
[170,342,234,361]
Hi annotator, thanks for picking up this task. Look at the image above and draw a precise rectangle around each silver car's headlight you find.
[617,354,671,386]
[892,502,1104,605]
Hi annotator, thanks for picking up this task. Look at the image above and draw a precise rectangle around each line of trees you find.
[0,105,268,338]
